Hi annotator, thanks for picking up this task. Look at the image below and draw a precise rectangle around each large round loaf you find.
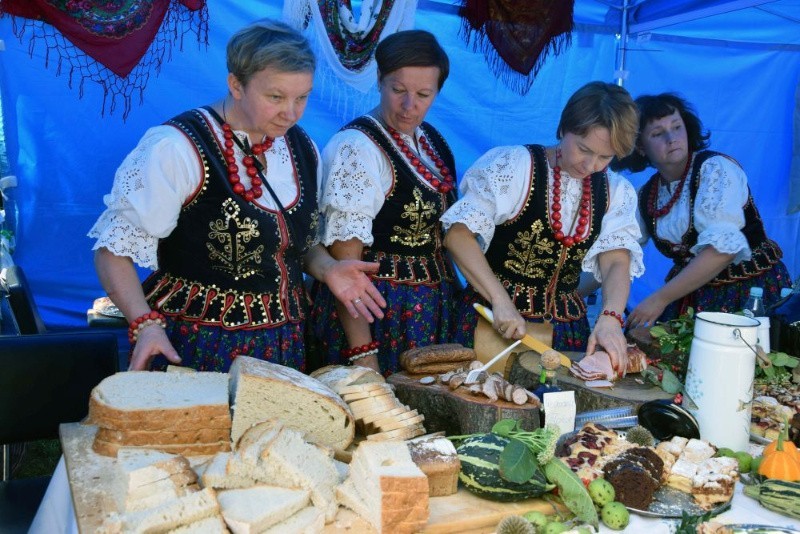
[229,356,355,450]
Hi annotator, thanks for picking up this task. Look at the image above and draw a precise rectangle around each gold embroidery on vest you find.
[559,248,587,286]
[504,220,556,279]
[391,187,437,247]
[207,199,265,280]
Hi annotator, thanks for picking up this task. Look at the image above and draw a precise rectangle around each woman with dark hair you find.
[442,81,644,373]
[90,19,385,373]
[613,93,792,327]
[309,30,458,375]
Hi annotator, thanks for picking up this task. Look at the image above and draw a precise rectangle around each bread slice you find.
[93,437,230,458]
[309,365,385,394]
[97,427,231,446]
[407,435,460,497]
[342,441,429,533]
[99,486,220,533]
[217,485,310,534]
[168,515,228,534]
[120,483,201,513]
[89,412,233,432]
[201,452,256,490]
[116,449,194,490]
[89,371,231,424]
[229,356,354,450]
[227,421,339,523]
[262,506,324,534]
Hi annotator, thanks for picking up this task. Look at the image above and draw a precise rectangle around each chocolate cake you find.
[602,462,660,510]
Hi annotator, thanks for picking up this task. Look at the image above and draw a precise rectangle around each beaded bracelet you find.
[128,310,167,344]
[601,309,625,328]
[349,348,379,364]
[342,341,380,364]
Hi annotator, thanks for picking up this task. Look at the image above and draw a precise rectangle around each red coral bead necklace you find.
[383,123,455,194]
[647,151,693,218]
[551,147,591,248]
[220,100,273,203]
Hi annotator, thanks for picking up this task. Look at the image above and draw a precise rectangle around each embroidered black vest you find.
[639,150,783,286]
[142,109,319,329]
[484,145,608,321]
[344,116,457,285]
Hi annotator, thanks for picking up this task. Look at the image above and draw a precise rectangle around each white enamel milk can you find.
[684,311,759,451]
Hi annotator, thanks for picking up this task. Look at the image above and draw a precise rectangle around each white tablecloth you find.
[31,455,800,534]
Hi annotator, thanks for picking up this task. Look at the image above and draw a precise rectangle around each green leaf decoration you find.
[543,458,599,527]
[661,341,675,354]
[649,326,667,338]
[660,368,683,394]
[498,437,537,483]
[492,419,518,437]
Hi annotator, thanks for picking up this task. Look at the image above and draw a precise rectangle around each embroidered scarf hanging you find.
[0,0,208,119]
[284,0,417,119]
[459,0,574,95]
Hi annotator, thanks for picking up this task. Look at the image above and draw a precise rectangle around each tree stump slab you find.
[387,372,541,435]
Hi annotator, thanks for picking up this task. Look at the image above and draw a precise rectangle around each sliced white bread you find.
[100,486,220,534]
[94,438,230,458]
[227,421,339,523]
[89,371,231,424]
[97,427,231,446]
[116,449,195,490]
[201,452,256,490]
[262,506,324,534]
[229,356,354,450]
[90,412,233,432]
[217,485,310,534]
[342,441,429,534]
[309,365,385,394]
[167,515,229,534]
[121,483,200,513]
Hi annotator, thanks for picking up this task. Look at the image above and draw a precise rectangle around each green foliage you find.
[755,351,800,384]
[543,459,599,527]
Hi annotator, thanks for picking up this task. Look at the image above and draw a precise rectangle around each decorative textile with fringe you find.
[459,0,574,95]
[0,0,208,119]
[284,0,417,121]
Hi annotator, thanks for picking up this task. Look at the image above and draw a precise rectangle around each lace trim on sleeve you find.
[582,172,645,281]
[89,210,160,269]
[691,156,750,262]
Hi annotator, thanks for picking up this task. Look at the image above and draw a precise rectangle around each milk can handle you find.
[733,328,770,365]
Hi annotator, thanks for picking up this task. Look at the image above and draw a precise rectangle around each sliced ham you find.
[569,345,649,385]
[584,380,615,388]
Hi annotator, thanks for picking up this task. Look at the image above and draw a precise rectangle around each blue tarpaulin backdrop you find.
[1,0,798,329]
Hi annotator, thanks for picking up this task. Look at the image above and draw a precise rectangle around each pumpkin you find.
[759,424,800,481]
[764,417,799,458]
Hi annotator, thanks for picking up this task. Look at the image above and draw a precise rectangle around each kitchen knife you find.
[473,302,573,369]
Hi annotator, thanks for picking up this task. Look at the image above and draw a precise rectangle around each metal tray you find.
[626,485,731,518]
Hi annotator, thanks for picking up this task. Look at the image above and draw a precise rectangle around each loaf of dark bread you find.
[399,344,476,374]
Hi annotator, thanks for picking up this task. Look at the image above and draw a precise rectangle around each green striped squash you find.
[456,433,553,502]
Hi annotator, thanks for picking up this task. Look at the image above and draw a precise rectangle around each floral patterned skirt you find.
[451,288,590,353]
[308,279,459,376]
[660,261,793,322]
[148,318,306,373]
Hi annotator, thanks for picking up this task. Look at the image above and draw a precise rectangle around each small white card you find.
[543,390,576,436]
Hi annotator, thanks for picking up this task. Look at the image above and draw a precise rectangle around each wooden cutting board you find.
[61,423,561,534]
[388,372,541,435]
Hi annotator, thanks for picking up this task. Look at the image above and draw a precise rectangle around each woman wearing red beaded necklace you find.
[441,82,644,375]
[308,30,459,375]
[90,19,385,373]
[613,93,791,327]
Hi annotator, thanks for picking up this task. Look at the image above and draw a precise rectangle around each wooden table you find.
[60,423,562,534]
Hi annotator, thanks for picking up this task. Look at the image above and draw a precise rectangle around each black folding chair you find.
[0,332,118,533]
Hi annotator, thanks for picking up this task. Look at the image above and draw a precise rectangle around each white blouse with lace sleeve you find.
[645,154,750,264]
[89,108,321,270]
[319,115,443,247]
[440,145,644,282]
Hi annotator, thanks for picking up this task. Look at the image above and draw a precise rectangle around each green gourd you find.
[743,479,800,519]
[456,433,553,502]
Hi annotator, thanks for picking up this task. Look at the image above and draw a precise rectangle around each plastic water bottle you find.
[743,287,766,318]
